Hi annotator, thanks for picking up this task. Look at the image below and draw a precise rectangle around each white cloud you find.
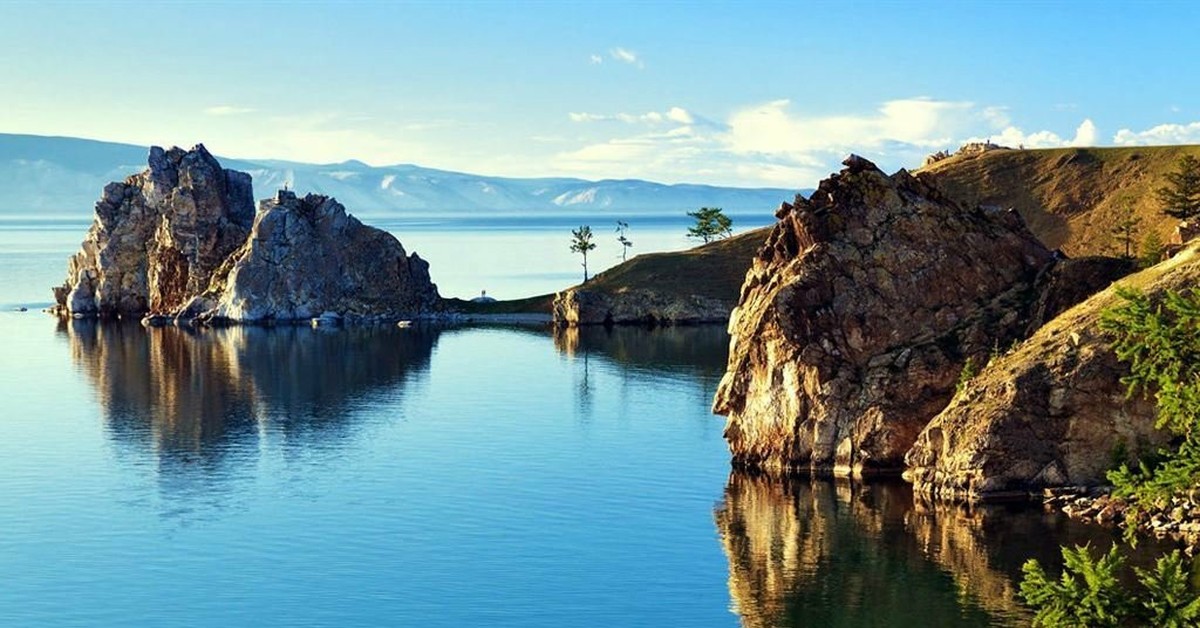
[1113,121,1200,146]
[723,98,974,158]
[554,97,1107,187]
[609,47,643,68]
[666,107,693,124]
[1071,119,1098,146]
[589,54,603,65]
[569,107,696,126]
[204,105,255,116]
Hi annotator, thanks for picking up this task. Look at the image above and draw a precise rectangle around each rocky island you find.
[52,145,440,325]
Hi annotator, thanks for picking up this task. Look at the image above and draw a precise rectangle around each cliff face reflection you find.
[63,320,439,464]
[715,473,1162,627]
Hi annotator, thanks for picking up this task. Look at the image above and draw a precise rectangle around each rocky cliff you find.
[904,243,1200,501]
[713,155,1059,477]
[181,191,440,323]
[54,146,440,324]
[54,145,254,316]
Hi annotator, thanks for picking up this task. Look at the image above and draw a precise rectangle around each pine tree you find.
[569,225,596,282]
[1156,155,1200,220]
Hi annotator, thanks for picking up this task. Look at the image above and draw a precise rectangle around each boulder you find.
[191,191,440,323]
[903,244,1200,501]
[54,145,254,316]
[713,155,1055,477]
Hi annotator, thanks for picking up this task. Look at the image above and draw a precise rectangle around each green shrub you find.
[1021,544,1200,627]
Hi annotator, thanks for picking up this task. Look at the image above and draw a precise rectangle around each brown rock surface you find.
[189,190,440,323]
[54,145,254,316]
[713,155,1055,476]
[903,244,1200,501]
[54,147,440,324]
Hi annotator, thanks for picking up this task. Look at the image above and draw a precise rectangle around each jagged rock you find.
[54,145,254,316]
[551,288,728,326]
[713,155,1055,477]
[54,147,440,324]
[189,191,440,323]
[903,244,1200,501]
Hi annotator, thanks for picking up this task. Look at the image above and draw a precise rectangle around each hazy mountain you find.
[0,134,800,216]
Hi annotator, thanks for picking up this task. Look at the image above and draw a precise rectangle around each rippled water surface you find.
[0,219,1164,627]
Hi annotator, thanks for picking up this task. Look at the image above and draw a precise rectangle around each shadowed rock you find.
[904,245,1200,500]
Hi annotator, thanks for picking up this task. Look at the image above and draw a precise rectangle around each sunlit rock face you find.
[714,473,1034,627]
[905,246,1200,500]
[713,156,1054,477]
[54,147,441,323]
[55,145,254,317]
[189,191,441,323]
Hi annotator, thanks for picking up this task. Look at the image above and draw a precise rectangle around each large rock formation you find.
[54,147,440,323]
[904,244,1200,501]
[713,155,1057,477]
[54,145,254,316]
[181,191,440,323]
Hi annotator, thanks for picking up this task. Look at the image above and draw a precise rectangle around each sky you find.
[2,0,1198,189]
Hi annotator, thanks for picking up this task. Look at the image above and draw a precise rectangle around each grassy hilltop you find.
[919,145,1200,256]
[453,225,772,315]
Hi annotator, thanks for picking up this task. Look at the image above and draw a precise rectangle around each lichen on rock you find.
[713,155,1057,477]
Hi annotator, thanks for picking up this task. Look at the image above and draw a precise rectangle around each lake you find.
[0,216,1162,626]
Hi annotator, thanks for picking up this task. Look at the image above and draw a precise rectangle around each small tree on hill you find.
[615,220,633,262]
[1111,204,1142,259]
[1156,154,1200,220]
[687,207,733,243]
[570,225,596,282]
[1140,230,1165,268]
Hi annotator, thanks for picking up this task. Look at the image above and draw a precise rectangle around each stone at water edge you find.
[53,144,254,317]
[713,155,1056,477]
[188,190,441,323]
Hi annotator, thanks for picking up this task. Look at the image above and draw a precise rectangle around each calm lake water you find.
[0,217,1166,626]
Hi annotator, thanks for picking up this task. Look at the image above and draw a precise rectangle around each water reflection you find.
[551,324,730,381]
[63,320,439,464]
[715,473,1174,627]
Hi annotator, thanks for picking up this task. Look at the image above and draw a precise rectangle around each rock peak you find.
[714,162,1057,476]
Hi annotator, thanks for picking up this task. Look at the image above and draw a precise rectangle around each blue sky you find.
[2,0,1197,187]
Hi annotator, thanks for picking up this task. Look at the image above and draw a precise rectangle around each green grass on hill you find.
[450,226,772,315]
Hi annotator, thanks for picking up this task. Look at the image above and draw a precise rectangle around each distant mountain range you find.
[0,134,801,216]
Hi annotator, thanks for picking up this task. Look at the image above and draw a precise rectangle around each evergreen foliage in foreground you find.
[1102,287,1200,525]
[1021,287,1200,626]
[1021,545,1200,627]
